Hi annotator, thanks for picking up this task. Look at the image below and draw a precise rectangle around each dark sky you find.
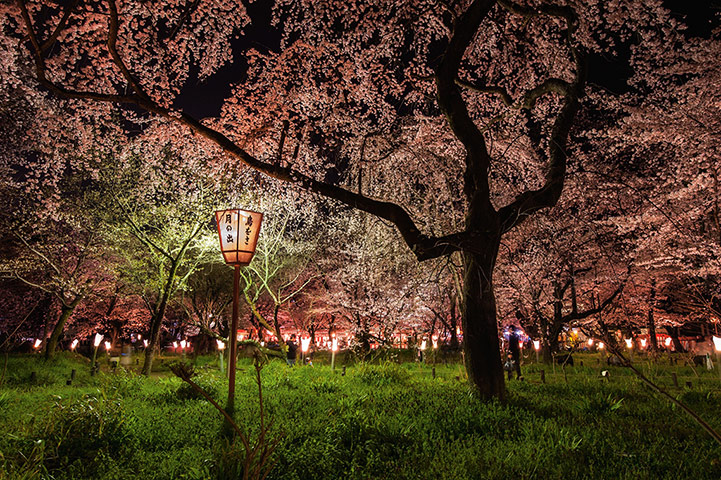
[176,1,719,119]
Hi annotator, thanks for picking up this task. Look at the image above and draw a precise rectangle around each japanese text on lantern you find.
[244,215,253,245]
[225,213,233,244]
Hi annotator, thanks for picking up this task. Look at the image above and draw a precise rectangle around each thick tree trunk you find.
[45,297,81,359]
[461,247,505,401]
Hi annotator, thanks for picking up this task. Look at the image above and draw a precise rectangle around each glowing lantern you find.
[137,334,142,340]
[93,333,103,347]
[420,339,427,351]
[624,338,633,349]
[172,341,178,350]
[518,341,523,349]
[301,337,311,353]
[533,340,540,351]
[664,337,672,347]
[331,337,339,371]
[588,339,594,347]
[216,339,226,350]
[432,335,438,349]
[598,342,605,350]
[70,339,78,350]
[33,338,42,349]
[104,341,111,351]
[640,338,647,348]
[214,209,263,266]
[713,336,721,352]
[143,339,148,348]
[180,339,187,350]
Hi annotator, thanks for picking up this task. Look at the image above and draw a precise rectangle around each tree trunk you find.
[449,296,460,350]
[648,281,657,351]
[647,309,657,352]
[141,260,181,375]
[461,247,505,401]
[666,326,685,353]
[45,297,81,359]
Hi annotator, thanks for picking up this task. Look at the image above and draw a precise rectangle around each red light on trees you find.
[214,209,263,266]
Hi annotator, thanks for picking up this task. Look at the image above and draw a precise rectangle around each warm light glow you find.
[331,337,338,352]
[640,338,647,348]
[533,340,540,351]
[301,337,311,353]
[70,339,78,350]
[33,338,42,349]
[143,339,148,348]
[598,342,605,350]
[214,209,263,266]
[713,336,721,352]
[216,339,226,350]
[432,335,438,349]
[137,334,142,340]
[624,338,633,349]
[572,328,579,335]
[180,339,187,350]
[456,327,461,335]
[588,339,594,346]
[173,341,178,349]
[104,341,111,351]
[664,337,672,347]
[518,341,523,349]
[93,333,103,347]
[420,339,427,351]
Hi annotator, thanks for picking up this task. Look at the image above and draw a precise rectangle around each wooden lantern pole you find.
[226,265,241,416]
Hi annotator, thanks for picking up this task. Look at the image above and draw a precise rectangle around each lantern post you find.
[214,208,262,421]
[91,333,103,376]
[216,339,226,374]
[713,336,721,382]
[331,336,338,371]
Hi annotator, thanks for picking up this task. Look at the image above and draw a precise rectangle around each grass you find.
[1,351,720,479]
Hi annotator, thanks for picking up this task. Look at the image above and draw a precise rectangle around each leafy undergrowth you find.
[1,353,720,479]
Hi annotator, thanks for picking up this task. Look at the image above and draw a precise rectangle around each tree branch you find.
[496,1,587,233]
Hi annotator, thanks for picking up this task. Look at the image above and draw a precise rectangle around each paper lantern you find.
[214,209,263,266]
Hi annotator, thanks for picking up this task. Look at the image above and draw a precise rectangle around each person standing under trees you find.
[286,335,298,367]
[508,327,523,380]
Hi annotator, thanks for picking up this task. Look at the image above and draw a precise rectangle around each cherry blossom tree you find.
[0,156,115,358]
[4,0,685,399]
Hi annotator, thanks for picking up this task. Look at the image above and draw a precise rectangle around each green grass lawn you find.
[1,351,720,479]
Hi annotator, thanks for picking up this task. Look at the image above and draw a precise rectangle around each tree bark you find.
[648,281,658,351]
[461,231,505,400]
[666,326,686,353]
[45,297,82,359]
[141,259,181,375]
